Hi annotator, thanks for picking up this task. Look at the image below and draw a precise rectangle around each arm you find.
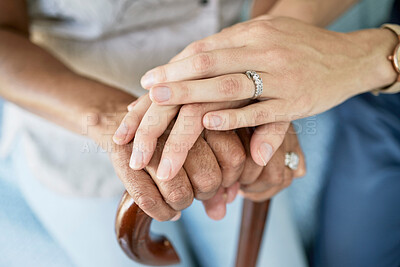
[139,17,397,129]
[1,0,254,221]
[252,0,359,26]
[0,0,134,144]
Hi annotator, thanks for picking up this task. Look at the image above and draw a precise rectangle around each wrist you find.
[72,75,136,147]
[350,28,398,94]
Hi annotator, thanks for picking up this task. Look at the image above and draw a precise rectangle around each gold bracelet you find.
[372,24,400,95]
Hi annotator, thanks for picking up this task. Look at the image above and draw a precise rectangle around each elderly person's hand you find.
[110,131,234,221]
[113,95,306,220]
[116,94,292,180]
[140,16,397,129]
[112,95,249,220]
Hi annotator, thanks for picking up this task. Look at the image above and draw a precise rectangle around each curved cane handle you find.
[115,191,180,266]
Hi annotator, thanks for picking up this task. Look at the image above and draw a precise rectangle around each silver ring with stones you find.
[245,70,263,99]
[285,152,299,170]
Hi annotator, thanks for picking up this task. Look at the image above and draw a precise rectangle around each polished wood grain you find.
[235,199,271,267]
[115,191,180,266]
[115,191,270,266]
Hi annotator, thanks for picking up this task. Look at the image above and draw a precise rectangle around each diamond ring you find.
[245,70,263,99]
[285,152,299,170]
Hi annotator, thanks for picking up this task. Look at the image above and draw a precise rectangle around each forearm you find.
[252,0,359,26]
[0,28,135,143]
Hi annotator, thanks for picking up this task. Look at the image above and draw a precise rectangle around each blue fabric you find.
[312,2,400,265]
[0,99,74,266]
[0,159,75,267]
[313,93,400,267]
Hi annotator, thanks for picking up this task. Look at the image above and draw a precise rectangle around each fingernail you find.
[141,71,155,88]
[170,213,181,221]
[157,158,172,180]
[113,122,128,143]
[129,148,143,169]
[258,143,273,166]
[150,86,171,102]
[204,115,222,128]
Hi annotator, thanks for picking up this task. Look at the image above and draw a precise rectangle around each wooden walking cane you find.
[115,191,270,266]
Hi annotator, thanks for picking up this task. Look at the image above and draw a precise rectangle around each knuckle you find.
[270,171,285,186]
[124,113,140,127]
[218,77,242,97]
[228,113,239,129]
[247,21,272,36]
[154,66,168,82]
[136,194,158,212]
[134,127,149,137]
[178,82,191,101]
[192,53,214,75]
[195,173,221,194]
[180,103,204,115]
[225,149,246,170]
[189,41,208,54]
[252,108,270,124]
[166,186,193,207]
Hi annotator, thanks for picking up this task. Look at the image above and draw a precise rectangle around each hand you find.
[238,124,306,202]
[116,94,291,183]
[114,94,252,181]
[111,122,236,221]
[113,95,249,220]
[90,99,232,221]
[140,16,397,130]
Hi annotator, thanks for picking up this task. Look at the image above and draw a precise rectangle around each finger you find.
[240,161,293,201]
[285,124,307,177]
[184,137,222,200]
[243,129,296,193]
[145,134,194,211]
[155,104,204,181]
[169,25,248,63]
[203,100,290,130]
[149,72,275,105]
[113,95,152,145]
[250,122,290,166]
[204,130,246,188]
[236,128,263,185]
[130,103,179,170]
[226,182,240,204]
[156,101,248,181]
[110,144,179,221]
[202,187,227,221]
[141,48,258,89]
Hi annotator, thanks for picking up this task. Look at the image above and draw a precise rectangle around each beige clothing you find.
[1,0,245,197]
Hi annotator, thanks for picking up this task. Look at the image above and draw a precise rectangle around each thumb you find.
[250,122,290,166]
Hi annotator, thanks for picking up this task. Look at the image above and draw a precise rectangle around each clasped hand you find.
[111,17,328,221]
